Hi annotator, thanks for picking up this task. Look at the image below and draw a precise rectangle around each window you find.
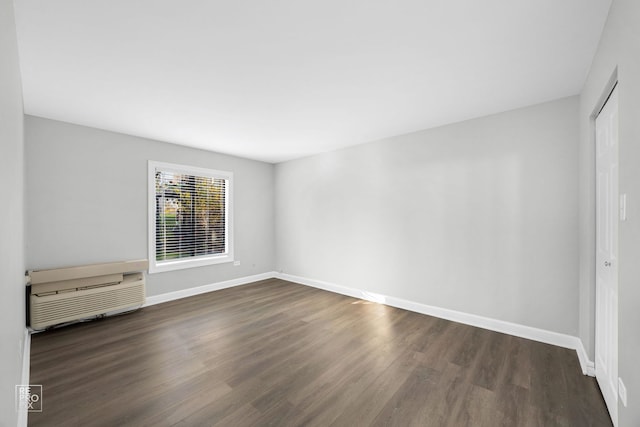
[148,161,233,273]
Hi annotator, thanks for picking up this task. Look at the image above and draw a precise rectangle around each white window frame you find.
[148,160,234,274]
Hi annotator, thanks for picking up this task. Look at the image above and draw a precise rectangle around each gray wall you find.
[276,96,579,335]
[578,0,640,424]
[0,0,26,425]
[25,116,275,297]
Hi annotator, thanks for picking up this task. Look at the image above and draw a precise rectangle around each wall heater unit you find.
[28,259,148,330]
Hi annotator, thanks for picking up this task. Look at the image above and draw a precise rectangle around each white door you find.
[595,84,619,426]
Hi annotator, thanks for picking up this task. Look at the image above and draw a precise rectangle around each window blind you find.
[154,169,228,263]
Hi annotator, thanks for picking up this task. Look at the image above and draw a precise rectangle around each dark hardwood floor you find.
[29,279,612,426]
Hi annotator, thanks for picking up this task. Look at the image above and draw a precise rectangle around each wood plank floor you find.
[29,279,612,426]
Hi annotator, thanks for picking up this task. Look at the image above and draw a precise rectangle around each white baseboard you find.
[20,328,30,386]
[575,338,596,376]
[276,272,596,376]
[17,328,31,427]
[143,272,278,307]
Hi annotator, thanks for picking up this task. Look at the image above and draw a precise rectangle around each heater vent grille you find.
[28,260,147,330]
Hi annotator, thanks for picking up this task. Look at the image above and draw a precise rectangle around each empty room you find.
[1,0,639,426]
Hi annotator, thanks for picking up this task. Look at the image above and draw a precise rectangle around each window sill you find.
[149,254,234,274]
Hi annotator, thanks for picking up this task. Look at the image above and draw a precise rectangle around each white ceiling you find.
[14,0,611,163]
